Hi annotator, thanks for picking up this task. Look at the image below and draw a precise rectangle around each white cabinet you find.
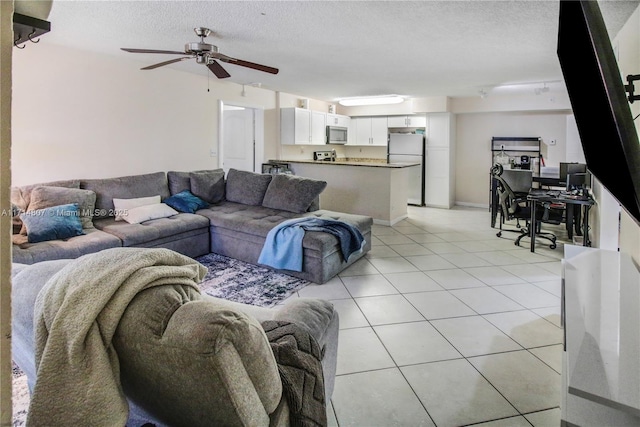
[425,113,455,208]
[350,117,388,146]
[387,115,427,128]
[327,113,350,128]
[281,108,327,145]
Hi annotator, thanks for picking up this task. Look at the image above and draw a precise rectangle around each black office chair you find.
[492,164,562,249]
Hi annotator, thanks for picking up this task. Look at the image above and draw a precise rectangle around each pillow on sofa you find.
[190,170,225,204]
[112,195,161,221]
[166,171,193,195]
[225,169,272,206]
[122,203,178,224]
[21,186,97,234]
[20,203,84,243]
[262,174,327,213]
[163,190,209,214]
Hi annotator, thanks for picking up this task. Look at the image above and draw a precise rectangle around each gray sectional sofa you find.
[11,168,372,284]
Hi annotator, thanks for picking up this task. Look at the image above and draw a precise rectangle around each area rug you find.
[12,253,311,426]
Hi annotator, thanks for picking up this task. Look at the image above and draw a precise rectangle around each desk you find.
[527,190,594,252]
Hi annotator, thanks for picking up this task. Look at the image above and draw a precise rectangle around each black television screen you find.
[557,0,640,224]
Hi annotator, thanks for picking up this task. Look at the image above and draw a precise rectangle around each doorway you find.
[218,101,264,173]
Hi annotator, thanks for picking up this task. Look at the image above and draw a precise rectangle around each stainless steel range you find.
[313,150,336,161]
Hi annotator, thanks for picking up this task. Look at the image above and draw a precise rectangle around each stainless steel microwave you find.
[326,126,348,145]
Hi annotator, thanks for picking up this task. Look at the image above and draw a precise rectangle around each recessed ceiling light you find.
[338,95,404,106]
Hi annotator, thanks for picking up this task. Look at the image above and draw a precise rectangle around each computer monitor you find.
[501,169,533,194]
[567,172,591,192]
[559,162,587,184]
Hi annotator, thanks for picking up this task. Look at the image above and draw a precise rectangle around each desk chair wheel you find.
[550,243,557,249]
[496,231,502,237]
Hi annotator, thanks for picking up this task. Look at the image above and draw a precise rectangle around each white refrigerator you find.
[388,133,426,206]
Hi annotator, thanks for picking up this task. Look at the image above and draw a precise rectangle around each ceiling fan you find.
[121,27,279,78]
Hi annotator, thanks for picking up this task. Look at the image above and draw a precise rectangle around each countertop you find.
[272,159,420,168]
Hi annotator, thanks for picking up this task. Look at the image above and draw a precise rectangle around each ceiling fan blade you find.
[220,56,279,75]
[207,60,231,79]
[141,57,191,70]
[121,48,187,55]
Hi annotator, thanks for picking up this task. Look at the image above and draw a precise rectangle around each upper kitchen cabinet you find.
[387,115,427,128]
[327,113,350,128]
[350,117,388,146]
[281,108,327,145]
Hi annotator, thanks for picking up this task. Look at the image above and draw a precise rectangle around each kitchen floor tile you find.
[338,257,380,276]
[439,252,493,268]
[386,243,434,256]
[473,416,532,427]
[531,306,562,328]
[405,254,458,271]
[392,224,426,235]
[493,283,560,309]
[509,250,559,264]
[431,315,522,357]
[449,287,525,314]
[331,368,435,427]
[383,271,444,293]
[464,266,526,286]
[401,359,518,427]
[451,240,498,253]
[406,233,446,244]
[531,279,562,297]
[341,274,398,297]
[329,298,369,329]
[483,310,563,348]
[474,251,529,266]
[335,328,395,375]
[529,344,563,374]
[524,408,562,426]
[426,268,487,290]
[420,241,466,254]
[469,350,561,414]
[374,321,461,365]
[297,278,351,300]
[355,294,424,325]
[367,256,419,274]
[501,264,560,283]
[364,245,401,258]
[376,234,416,245]
[405,291,476,319]
[433,232,476,242]
[371,225,403,236]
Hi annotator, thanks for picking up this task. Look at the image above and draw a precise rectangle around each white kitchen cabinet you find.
[281,107,327,145]
[387,115,427,128]
[327,113,350,128]
[425,113,455,208]
[351,117,388,146]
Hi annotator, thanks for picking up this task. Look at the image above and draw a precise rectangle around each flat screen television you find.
[557,0,640,224]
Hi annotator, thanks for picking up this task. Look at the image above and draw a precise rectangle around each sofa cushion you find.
[262,175,327,213]
[164,190,209,214]
[166,169,225,198]
[11,179,80,234]
[80,172,170,219]
[21,186,97,233]
[225,169,272,206]
[122,203,179,224]
[189,170,225,204]
[19,203,84,243]
[94,213,209,247]
[11,229,122,265]
[112,195,161,221]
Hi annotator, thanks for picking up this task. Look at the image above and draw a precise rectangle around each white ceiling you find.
[39,0,640,101]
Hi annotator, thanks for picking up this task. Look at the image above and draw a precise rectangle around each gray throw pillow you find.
[225,169,273,206]
[167,171,192,195]
[189,170,225,204]
[21,186,97,234]
[262,174,327,213]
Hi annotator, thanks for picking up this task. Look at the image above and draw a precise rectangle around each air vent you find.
[13,12,50,48]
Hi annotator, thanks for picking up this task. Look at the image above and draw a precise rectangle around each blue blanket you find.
[258,217,366,271]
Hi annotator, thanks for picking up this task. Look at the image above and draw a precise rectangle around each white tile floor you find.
[285,206,566,427]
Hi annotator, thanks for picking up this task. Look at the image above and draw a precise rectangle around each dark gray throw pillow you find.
[190,170,225,204]
[262,174,327,213]
[225,169,273,206]
[167,171,192,195]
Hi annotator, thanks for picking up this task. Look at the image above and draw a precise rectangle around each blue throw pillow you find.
[163,190,209,214]
[20,203,84,243]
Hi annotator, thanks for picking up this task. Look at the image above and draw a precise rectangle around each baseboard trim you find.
[373,214,408,227]
[455,201,488,209]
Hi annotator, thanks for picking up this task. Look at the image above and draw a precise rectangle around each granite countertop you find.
[273,158,420,168]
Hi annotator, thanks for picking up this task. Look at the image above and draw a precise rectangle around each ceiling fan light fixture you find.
[338,95,404,107]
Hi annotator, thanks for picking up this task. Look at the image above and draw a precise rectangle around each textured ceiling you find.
[41,0,640,101]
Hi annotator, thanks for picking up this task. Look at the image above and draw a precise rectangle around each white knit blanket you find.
[28,247,207,427]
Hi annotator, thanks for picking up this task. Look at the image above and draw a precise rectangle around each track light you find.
[338,95,404,106]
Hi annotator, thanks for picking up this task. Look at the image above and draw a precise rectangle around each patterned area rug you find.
[12,253,310,426]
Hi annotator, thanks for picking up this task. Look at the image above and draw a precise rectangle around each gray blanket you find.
[28,247,207,426]
[262,320,327,427]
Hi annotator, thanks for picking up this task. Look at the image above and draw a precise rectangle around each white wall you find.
[11,43,278,185]
[454,112,569,206]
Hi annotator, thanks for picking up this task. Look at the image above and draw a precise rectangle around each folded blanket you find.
[262,320,327,427]
[258,217,365,271]
[28,247,207,427]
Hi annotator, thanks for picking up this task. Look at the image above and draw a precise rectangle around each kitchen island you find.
[271,159,420,225]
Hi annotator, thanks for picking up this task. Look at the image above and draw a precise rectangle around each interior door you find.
[222,107,255,172]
